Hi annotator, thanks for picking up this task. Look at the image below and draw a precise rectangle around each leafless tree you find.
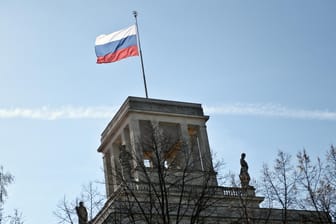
[0,166,14,224]
[324,145,336,221]
[296,146,335,223]
[296,149,330,223]
[260,150,298,223]
[101,124,223,224]
[54,182,105,224]
[80,182,105,221]
[8,209,24,224]
[54,196,76,224]
[259,148,335,223]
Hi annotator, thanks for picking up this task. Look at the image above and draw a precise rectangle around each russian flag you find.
[95,25,139,64]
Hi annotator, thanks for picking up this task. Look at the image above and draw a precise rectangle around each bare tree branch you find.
[54,182,105,224]
[102,123,223,224]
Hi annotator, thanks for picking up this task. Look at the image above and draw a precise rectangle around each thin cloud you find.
[0,106,117,120]
[0,104,335,121]
[204,103,336,121]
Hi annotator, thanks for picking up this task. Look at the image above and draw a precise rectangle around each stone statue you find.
[75,201,88,224]
[119,145,132,181]
[239,153,251,188]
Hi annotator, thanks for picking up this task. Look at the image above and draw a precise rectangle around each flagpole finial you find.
[133,11,138,18]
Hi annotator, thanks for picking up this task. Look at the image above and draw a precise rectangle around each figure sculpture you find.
[119,145,132,181]
[239,153,251,188]
[75,201,88,224]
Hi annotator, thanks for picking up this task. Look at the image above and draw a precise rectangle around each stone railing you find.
[106,183,255,198]
[91,184,257,224]
[219,186,256,197]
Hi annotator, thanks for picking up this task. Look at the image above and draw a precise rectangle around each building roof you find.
[98,97,208,152]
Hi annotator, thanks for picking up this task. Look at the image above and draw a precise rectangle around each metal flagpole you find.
[133,11,149,99]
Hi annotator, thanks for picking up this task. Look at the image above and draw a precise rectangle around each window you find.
[144,159,151,168]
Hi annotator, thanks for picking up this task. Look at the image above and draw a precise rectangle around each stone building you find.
[91,96,328,224]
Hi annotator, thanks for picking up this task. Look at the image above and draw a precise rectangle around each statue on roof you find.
[75,201,88,224]
[119,144,132,181]
[239,153,251,188]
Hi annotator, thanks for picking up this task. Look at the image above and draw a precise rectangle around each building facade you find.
[91,97,327,224]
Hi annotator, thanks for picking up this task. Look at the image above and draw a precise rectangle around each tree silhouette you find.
[94,123,222,224]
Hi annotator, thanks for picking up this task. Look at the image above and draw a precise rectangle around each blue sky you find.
[1,1,336,223]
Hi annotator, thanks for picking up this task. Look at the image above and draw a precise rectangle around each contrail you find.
[204,103,336,121]
[0,104,335,121]
[0,106,117,120]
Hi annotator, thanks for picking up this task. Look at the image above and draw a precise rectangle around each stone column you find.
[178,122,191,169]
[180,122,190,142]
[112,142,121,185]
[182,124,202,170]
[198,125,214,171]
[128,119,141,181]
[103,149,114,196]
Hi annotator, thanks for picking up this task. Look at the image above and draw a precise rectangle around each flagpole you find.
[133,11,149,99]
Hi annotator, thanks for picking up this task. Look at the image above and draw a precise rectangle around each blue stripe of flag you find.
[95,35,137,57]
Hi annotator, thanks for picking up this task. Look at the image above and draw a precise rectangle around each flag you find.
[95,25,139,64]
